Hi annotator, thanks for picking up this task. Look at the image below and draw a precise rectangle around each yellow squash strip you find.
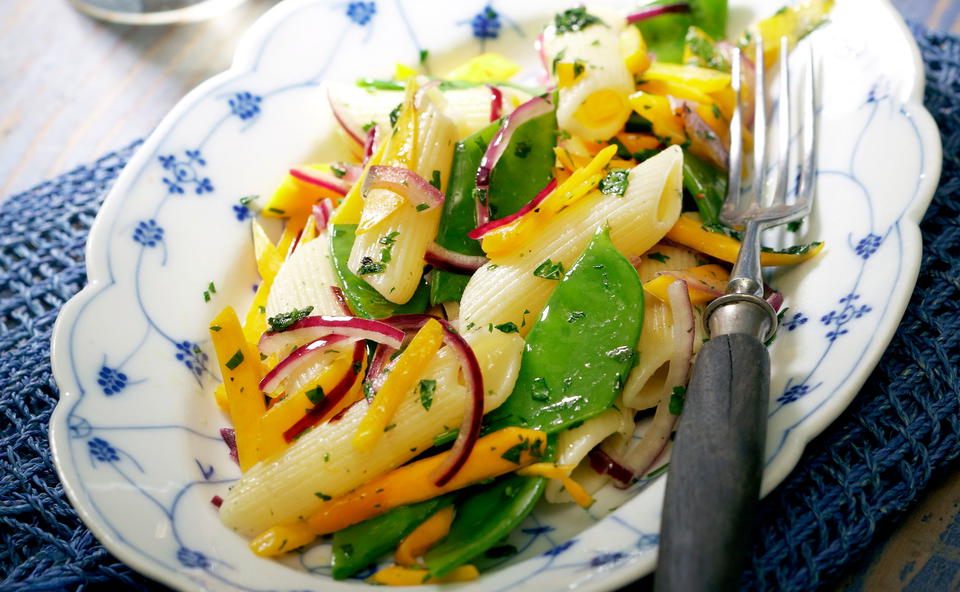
[643,263,730,305]
[242,277,273,345]
[210,307,266,471]
[330,141,388,226]
[214,384,229,414]
[638,78,714,106]
[517,463,593,509]
[616,132,663,154]
[369,564,479,586]
[248,427,548,555]
[251,220,284,282]
[665,214,824,266]
[394,505,455,566]
[264,164,344,220]
[480,145,617,257]
[353,318,444,452]
[298,214,318,247]
[627,92,687,147]
[248,522,315,557]
[744,0,835,64]
[619,24,651,75]
[257,349,355,459]
[642,62,731,93]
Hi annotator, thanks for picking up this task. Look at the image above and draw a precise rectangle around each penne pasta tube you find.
[545,408,626,503]
[542,6,634,141]
[459,145,683,337]
[265,230,344,320]
[219,331,523,536]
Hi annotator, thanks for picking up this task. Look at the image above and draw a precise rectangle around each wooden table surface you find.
[2,0,958,590]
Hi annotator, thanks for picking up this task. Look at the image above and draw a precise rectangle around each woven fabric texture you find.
[0,24,957,592]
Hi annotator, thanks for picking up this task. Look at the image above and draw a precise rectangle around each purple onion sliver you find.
[425,242,488,274]
[219,428,238,465]
[625,2,690,24]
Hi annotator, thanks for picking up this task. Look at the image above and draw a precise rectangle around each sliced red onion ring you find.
[610,280,694,487]
[382,314,484,487]
[259,316,404,357]
[468,178,557,240]
[766,289,784,313]
[669,96,729,170]
[425,242,489,273]
[211,495,224,508]
[488,85,503,122]
[330,286,353,316]
[289,166,351,196]
[588,447,636,486]
[219,428,238,465]
[258,335,355,394]
[365,343,397,393]
[312,199,335,232]
[414,79,442,110]
[335,161,364,183]
[327,90,365,146]
[475,96,554,224]
[363,125,379,165]
[283,340,366,442]
[363,166,445,212]
[625,2,690,24]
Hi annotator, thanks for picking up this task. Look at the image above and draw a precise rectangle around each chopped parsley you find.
[415,203,430,212]
[605,345,634,363]
[531,377,550,402]
[358,256,386,275]
[787,220,803,232]
[429,170,442,190]
[361,121,376,132]
[323,453,331,462]
[551,48,567,74]
[419,379,436,411]
[389,103,402,127]
[356,78,405,91]
[533,258,565,280]
[267,306,314,332]
[238,194,258,206]
[573,60,586,78]
[669,385,686,415]
[554,7,605,34]
[209,325,221,332]
[225,349,244,371]
[514,140,532,158]
[567,311,586,323]
[599,168,630,197]
[314,491,332,501]
[501,439,531,463]
[267,207,285,215]
[419,49,429,64]
[645,463,670,479]
[379,231,400,245]
[384,423,397,432]
[647,252,670,263]
[380,246,393,263]
[495,322,519,334]
[330,163,348,178]
[305,386,325,405]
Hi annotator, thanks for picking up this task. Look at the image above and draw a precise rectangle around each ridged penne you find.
[542,7,634,141]
[327,82,532,140]
[459,145,684,337]
[266,231,343,319]
[219,331,523,536]
[621,298,706,411]
[545,407,627,503]
[348,96,458,303]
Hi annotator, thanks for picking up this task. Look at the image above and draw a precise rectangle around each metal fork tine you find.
[797,43,817,207]
[724,47,743,220]
[752,35,766,207]
[773,36,791,206]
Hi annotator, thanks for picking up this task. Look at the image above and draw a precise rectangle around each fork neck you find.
[728,220,765,297]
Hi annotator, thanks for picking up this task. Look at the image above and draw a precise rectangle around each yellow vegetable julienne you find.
[370,564,479,586]
[666,213,824,266]
[394,505,456,566]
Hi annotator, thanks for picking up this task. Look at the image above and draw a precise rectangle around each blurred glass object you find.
[68,0,250,24]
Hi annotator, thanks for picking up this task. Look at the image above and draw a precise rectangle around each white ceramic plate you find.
[49,1,941,590]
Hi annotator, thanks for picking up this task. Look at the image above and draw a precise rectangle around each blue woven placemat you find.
[1,24,957,592]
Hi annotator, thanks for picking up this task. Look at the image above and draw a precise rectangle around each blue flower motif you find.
[133,220,164,247]
[777,383,811,405]
[232,204,253,221]
[471,5,501,39]
[88,438,120,463]
[854,233,883,260]
[68,416,93,438]
[346,1,376,25]
[783,312,808,331]
[543,539,575,557]
[590,551,627,567]
[97,366,128,395]
[175,341,209,379]
[228,91,262,120]
[159,149,213,195]
[177,547,210,569]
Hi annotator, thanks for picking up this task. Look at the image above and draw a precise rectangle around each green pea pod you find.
[430,110,557,305]
[329,224,429,319]
[484,228,643,433]
[687,0,728,41]
[682,148,726,224]
[634,1,694,64]
[331,495,454,580]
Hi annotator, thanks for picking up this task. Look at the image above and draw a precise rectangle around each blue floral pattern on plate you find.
[48,1,942,591]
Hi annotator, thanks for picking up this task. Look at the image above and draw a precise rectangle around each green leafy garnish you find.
[554,6,605,34]
[267,306,314,332]
[669,385,686,415]
[599,169,630,197]
[533,259,565,280]
[225,349,244,371]
[419,379,436,411]
[358,257,386,275]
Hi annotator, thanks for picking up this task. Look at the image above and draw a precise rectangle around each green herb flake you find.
[645,463,670,480]
[514,140,532,158]
[267,305,314,332]
[358,256,386,275]
[567,311,586,323]
[419,49,429,64]
[531,377,550,402]
[711,104,722,119]
[787,220,803,232]
[605,345,634,363]
[669,385,686,415]
[429,169,442,190]
[305,386,325,405]
[647,252,670,263]
[225,349,244,371]
[494,322,519,334]
[330,163,348,178]
[208,281,217,294]
[379,231,400,245]
[384,423,397,432]
[501,439,530,463]
[363,381,376,401]
[419,379,436,411]
[203,291,211,303]
[533,258,565,280]
[238,194,258,206]
[573,60,586,78]
[314,492,332,501]
[323,453,331,462]
[551,48,567,74]
[389,103,402,127]
[599,168,630,197]
[380,246,393,263]
[209,325,221,332]
[415,203,430,212]
[268,207,286,215]
[554,6,605,34]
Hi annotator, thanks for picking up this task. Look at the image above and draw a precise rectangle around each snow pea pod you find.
[330,224,429,319]
[484,228,643,433]
[682,148,726,224]
[430,109,557,304]
[331,494,454,580]
[635,0,727,63]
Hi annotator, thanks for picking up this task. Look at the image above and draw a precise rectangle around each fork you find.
[654,37,816,592]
